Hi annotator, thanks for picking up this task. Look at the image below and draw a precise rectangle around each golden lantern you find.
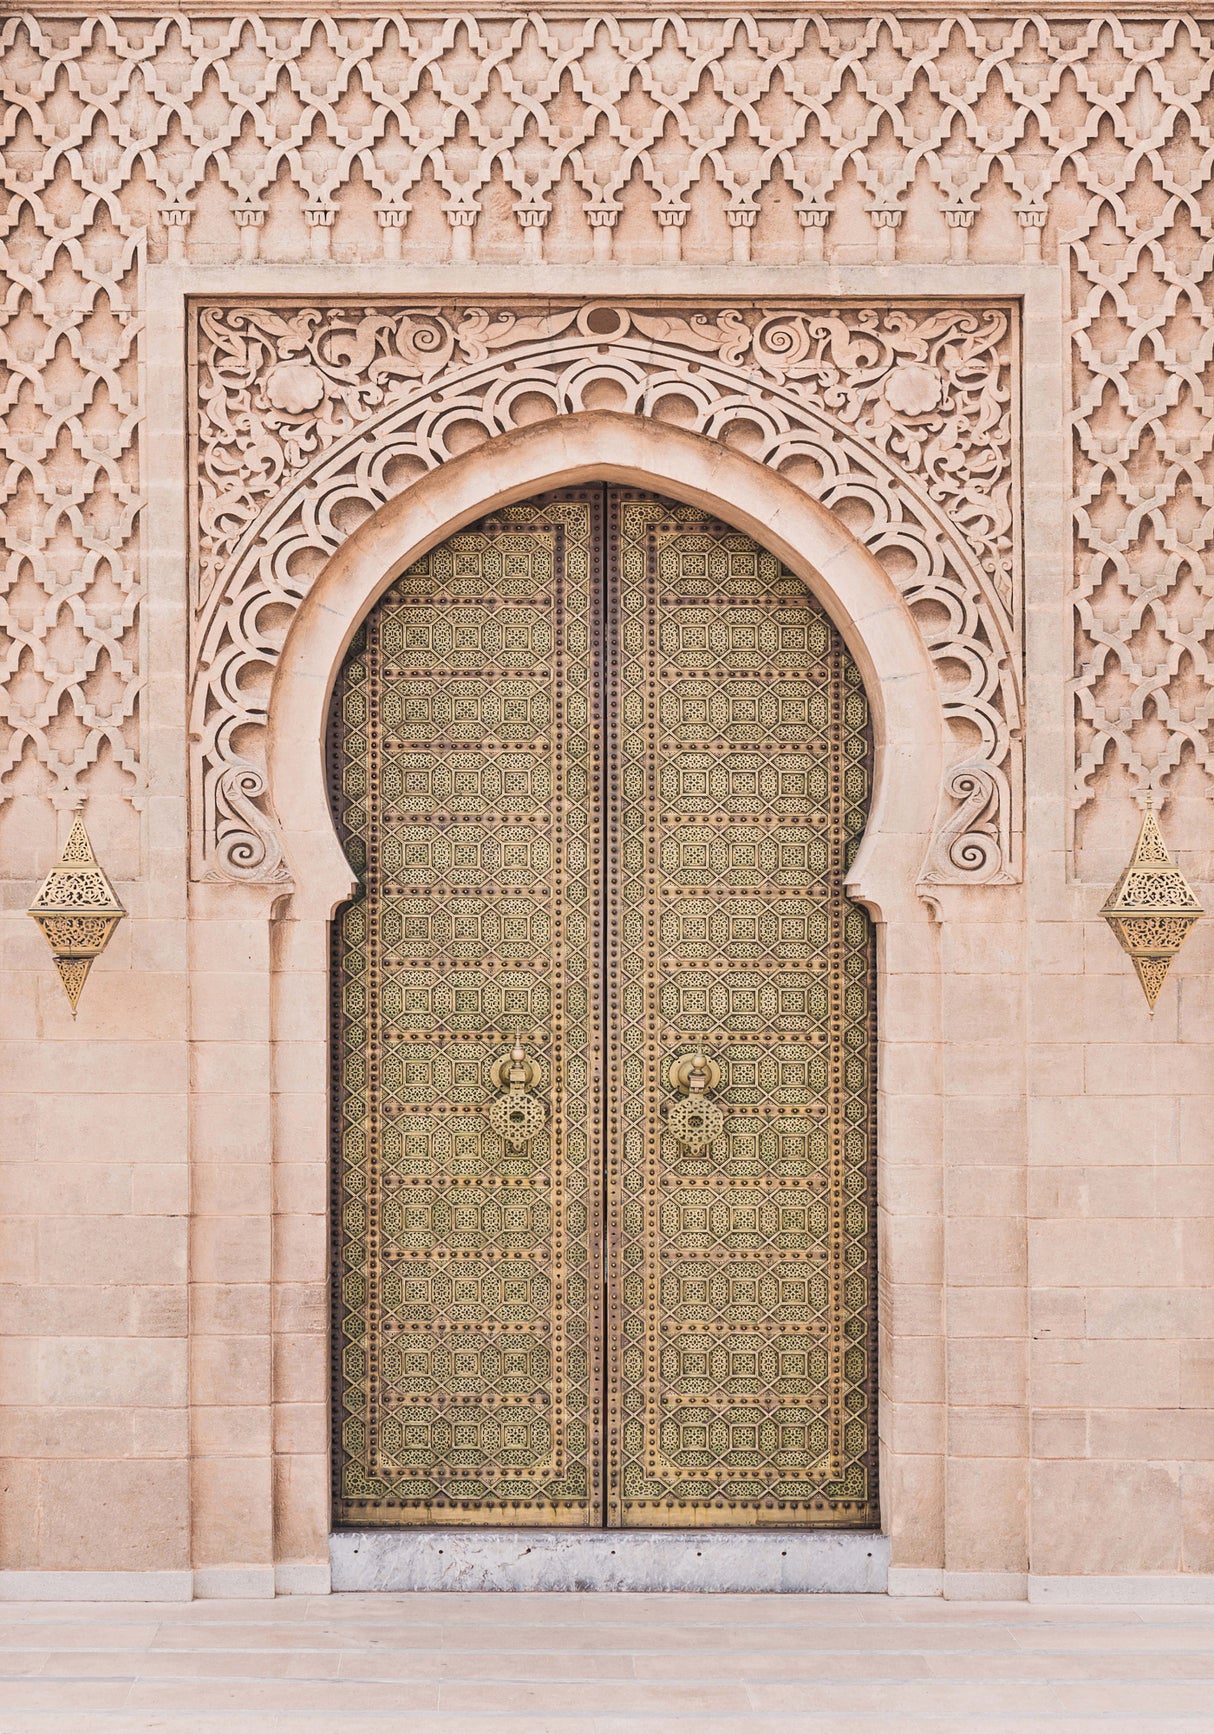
[1100,805,1202,1013]
[28,811,125,1014]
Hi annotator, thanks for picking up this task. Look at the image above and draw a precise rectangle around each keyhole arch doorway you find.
[330,477,874,1530]
[261,414,948,1544]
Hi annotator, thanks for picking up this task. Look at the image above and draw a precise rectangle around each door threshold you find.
[330,1528,888,1593]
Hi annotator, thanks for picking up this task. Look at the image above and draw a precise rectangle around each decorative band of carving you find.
[190,300,1022,886]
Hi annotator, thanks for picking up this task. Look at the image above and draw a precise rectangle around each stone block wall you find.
[0,6,1211,1598]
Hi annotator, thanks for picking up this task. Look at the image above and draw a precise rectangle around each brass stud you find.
[1100,805,1202,1014]
[27,810,125,1015]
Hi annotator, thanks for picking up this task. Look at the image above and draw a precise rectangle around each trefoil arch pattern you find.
[189,298,1022,887]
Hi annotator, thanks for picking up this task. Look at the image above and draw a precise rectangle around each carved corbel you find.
[376,204,411,261]
[797,204,832,262]
[869,205,902,263]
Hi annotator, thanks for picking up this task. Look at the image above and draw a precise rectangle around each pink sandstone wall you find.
[0,6,1211,1598]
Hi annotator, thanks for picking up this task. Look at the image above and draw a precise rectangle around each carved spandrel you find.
[190,299,1021,888]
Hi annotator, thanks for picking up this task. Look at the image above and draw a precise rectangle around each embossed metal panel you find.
[605,492,877,1528]
[331,486,876,1529]
[331,491,603,1526]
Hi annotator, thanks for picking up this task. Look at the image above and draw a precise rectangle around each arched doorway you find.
[327,485,877,1530]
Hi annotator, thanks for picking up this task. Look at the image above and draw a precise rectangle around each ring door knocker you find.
[486,1037,548,1150]
[666,1048,725,1154]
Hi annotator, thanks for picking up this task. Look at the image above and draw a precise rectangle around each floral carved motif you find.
[197,303,1016,612]
[191,299,1021,887]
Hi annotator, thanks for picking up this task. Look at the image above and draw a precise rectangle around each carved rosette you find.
[190,300,1022,888]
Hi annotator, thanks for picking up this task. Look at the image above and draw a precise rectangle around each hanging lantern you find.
[28,811,125,1015]
[1100,806,1202,1013]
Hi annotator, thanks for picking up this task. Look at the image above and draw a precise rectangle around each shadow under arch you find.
[266,411,946,929]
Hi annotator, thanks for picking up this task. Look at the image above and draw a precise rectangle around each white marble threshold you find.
[330,1527,889,1593]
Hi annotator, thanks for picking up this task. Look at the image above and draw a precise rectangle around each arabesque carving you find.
[191,299,1021,886]
[2,12,1212,876]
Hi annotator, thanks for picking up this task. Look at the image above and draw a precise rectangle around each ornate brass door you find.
[330,492,604,1526]
[331,487,877,1530]
[605,494,877,1527]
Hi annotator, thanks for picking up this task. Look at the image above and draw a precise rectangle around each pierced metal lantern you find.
[28,812,125,1014]
[1100,806,1202,1013]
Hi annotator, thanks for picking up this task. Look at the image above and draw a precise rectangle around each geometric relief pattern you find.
[5,13,1212,878]
[1068,43,1214,864]
[606,493,877,1527]
[0,87,144,865]
[192,298,1020,886]
[330,492,602,1525]
[331,484,877,1528]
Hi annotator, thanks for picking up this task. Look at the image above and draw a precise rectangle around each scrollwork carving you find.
[927,764,1010,884]
[190,299,1021,887]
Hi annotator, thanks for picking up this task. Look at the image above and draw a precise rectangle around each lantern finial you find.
[28,811,125,1014]
[1100,806,1202,1013]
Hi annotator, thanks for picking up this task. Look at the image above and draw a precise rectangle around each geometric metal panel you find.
[330,491,604,1525]
[330,486,876,1529]
[605,492,878,1528]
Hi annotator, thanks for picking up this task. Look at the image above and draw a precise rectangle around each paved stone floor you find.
[0,1592,1212,1731]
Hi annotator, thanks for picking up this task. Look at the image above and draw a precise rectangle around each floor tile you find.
[0,1591,1210,1729]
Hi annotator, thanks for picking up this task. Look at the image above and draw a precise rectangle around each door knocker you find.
[486,1037,549,1149]
[665,1048,725,1153]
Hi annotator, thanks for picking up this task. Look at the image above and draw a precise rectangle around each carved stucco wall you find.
[2,11,1212,880]
[190,299,1019,884]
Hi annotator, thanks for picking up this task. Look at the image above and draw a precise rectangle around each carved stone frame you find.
[147,260,1066,1594]
[187,289,1024,889]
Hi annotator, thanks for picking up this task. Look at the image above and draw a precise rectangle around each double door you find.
[330,487,877,1528]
